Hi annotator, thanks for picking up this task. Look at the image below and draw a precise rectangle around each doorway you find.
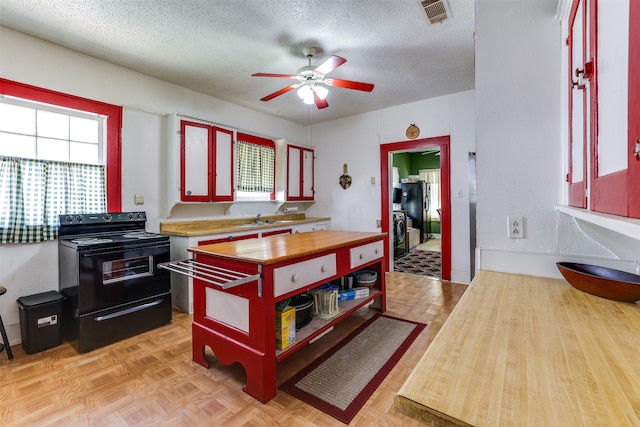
[380,136,451,281]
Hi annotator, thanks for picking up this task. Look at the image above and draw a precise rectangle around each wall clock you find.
[406,124,420,139]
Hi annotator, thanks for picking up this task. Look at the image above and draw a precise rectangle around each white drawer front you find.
[350,240,384,269]
[274,253,336,297]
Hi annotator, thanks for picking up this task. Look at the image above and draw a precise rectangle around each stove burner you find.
[71,237,114,245]
[122,231,161,239]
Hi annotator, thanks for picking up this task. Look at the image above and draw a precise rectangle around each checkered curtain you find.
[0,156,105,243]
[236,140,275,193]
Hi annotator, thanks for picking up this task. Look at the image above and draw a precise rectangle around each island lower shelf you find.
[276,287,381,361]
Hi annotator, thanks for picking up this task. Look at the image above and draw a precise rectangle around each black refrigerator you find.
[400,182,430,243]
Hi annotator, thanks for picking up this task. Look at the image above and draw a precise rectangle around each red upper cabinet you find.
[213,127,234,202]
[180,120,235,203]
[566,0,640,218]
[566,0,588,208]
[180,120,213,202]
[287,144,314,201]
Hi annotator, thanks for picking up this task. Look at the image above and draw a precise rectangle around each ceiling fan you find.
[252,47,374,109]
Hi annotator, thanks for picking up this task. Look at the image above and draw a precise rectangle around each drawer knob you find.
[374,248,379,254]
[359,253,365,260]
[291,273,298,282]
[321,265,326,273]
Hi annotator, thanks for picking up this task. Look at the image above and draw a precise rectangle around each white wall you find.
[474,0,640,278]
[0,27,305,345]
[307,90,476,284]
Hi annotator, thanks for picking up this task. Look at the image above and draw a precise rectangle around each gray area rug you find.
[280,314,426,424]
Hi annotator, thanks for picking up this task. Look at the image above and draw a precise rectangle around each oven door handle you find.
[94,299,163,322]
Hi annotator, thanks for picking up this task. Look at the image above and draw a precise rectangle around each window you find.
[0,79,122,243]
[235,132,275,201]
[0,97,103,164]
[419,169,441,221]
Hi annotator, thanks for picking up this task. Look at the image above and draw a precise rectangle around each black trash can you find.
[17,291,64,354]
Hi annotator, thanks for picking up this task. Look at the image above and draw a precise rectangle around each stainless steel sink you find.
[239,220,294,227]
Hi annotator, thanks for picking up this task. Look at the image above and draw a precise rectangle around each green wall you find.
[392,152,440,178]
[392,152,411,178]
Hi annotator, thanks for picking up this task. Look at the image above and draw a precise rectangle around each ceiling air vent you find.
[421,0,451,24]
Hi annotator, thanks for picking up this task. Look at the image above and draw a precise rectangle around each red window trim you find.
[0,78,122,212]
[237,132,275,148]
[237,132,276,200]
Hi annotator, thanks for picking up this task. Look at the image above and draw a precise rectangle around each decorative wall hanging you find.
[339,163,352,189]
[406,124,420,140]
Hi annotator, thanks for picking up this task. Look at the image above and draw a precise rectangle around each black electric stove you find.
[58,211,172,353]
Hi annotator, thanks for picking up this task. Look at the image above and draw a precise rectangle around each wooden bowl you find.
[556,262,640,303]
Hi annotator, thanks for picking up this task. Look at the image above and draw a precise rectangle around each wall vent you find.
[421,0,451,24]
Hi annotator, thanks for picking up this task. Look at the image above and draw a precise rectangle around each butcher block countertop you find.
[160,213,330,236]
[189,230,385,265]
[395,270,640,426]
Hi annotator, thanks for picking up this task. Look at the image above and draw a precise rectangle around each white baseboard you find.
[477,247,638,278]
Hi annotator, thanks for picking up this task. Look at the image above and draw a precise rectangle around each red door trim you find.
[380,136,451,281]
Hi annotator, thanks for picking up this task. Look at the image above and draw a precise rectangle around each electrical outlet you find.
[134,194,144,205]
[376,219,381,228]
[508,216,524,239]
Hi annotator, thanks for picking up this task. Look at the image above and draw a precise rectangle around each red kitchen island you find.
[160,230,387,403]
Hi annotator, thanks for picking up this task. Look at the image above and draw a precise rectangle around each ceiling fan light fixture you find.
[314,85,329,100]
[297,85,328,104]
[297,85,312,101]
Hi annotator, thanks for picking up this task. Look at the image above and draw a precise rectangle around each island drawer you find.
[273,253,337,297]
[349,240,384,269]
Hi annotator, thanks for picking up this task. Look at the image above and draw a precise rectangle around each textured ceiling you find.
[0,0,475,125]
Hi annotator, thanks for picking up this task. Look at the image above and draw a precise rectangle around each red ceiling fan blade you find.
[259,84,300,101]
[314,91,329,109]
[252,73,299,79]
[325,78,374,92]
[314,55,347,76]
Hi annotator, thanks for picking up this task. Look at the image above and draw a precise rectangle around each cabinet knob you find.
[321,265,326,273]
[291,273,298,282]
[359,253,365,260]
[374,248,379,254]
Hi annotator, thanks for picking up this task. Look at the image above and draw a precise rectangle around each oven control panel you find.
[60,211,147,224]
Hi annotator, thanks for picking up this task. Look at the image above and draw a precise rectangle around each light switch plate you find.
[134,194,144,205]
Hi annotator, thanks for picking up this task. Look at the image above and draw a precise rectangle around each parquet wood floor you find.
[0,272,466,427]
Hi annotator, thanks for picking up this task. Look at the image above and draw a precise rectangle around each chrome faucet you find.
[255,213,262,223]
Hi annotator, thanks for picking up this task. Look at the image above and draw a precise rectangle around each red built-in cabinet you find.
[566,0,640,218]
[180,119,234,202]
[286,144,314,201]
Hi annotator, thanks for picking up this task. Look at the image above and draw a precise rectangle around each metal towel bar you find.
[158,259,262,296]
